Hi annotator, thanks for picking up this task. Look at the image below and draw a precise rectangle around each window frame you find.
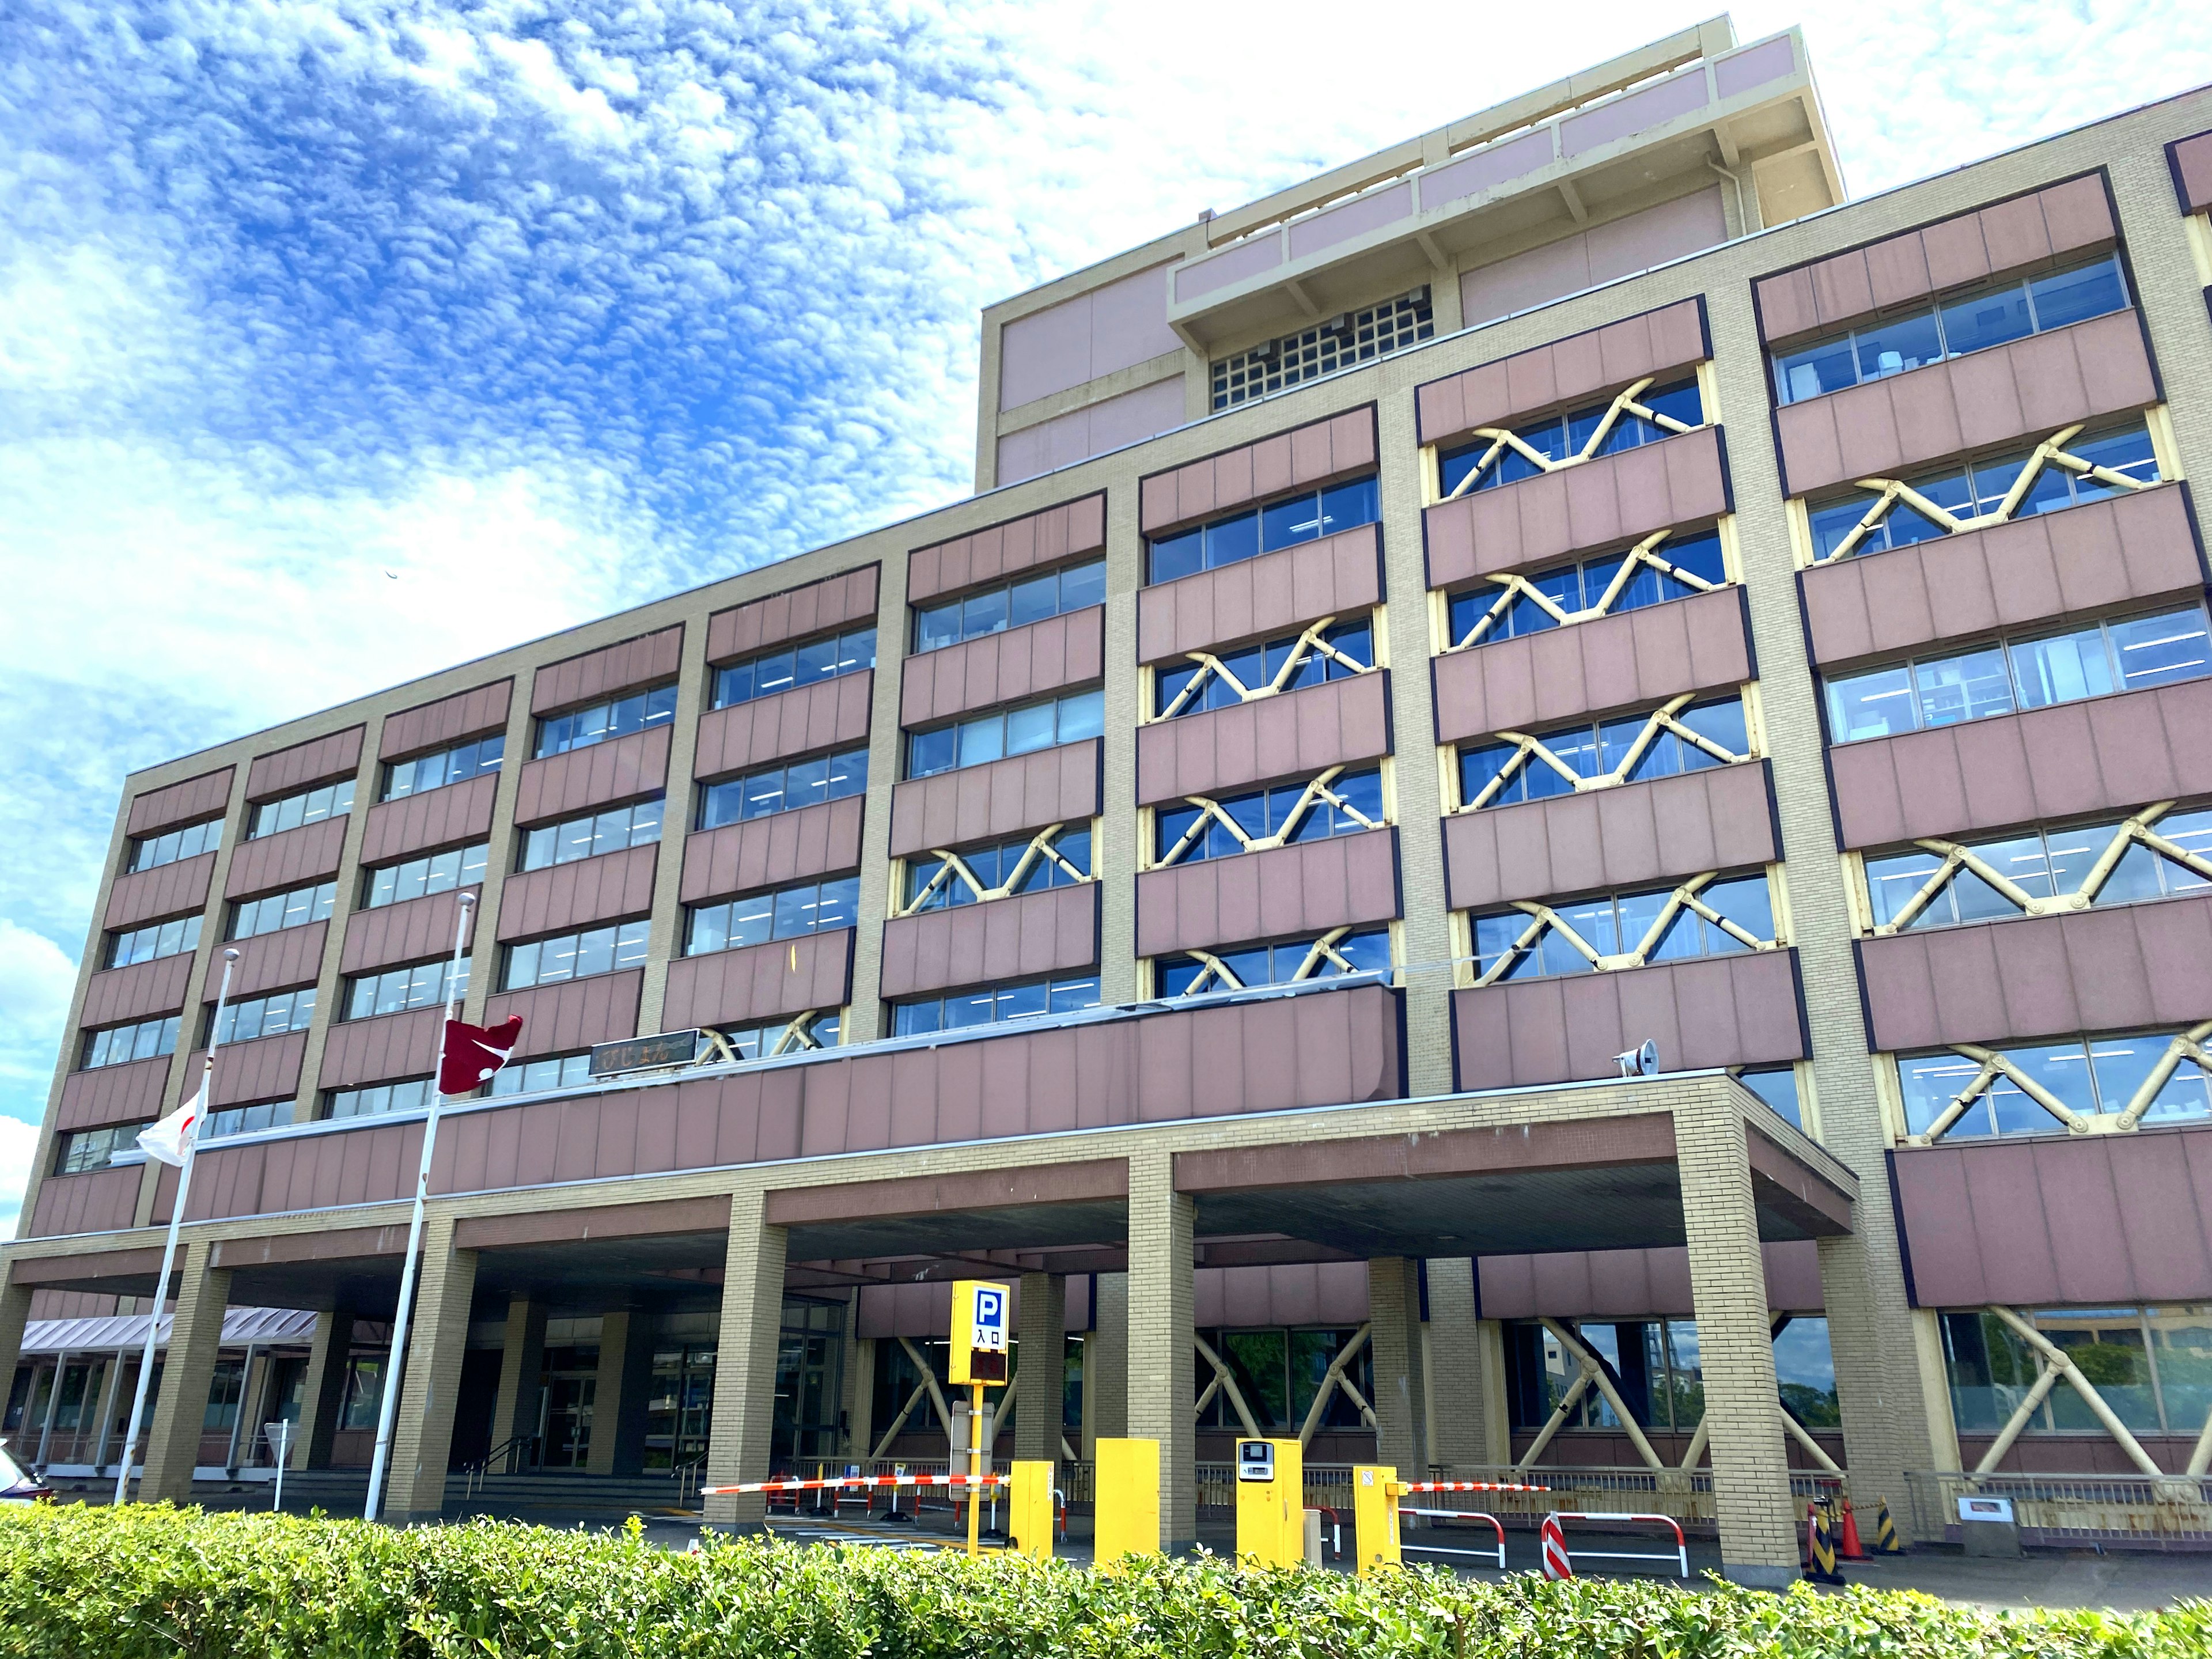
[696,747,869,832]
[380,733,505,802]
[1145,475,1381,586]
[711,626,878,709]
[904,688,1105,781]
[911,560,1104,656]
[533,683,680,760]
[246,779,356,841]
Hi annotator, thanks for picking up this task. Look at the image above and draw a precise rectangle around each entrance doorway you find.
[772,1299,844,1468]
[537,1346,598,1468]
[645,1346,715,1469]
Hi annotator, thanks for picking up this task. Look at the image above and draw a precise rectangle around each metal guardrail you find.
[1906,1470,2212,1552]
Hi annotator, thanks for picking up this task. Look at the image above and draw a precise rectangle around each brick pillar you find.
[1817,1232,1923,1538]
[589,1309,656,1476]
[140,1242,230,1503]
[0,1280,31,1449]
[294,1308,354,1469]
[1014,1271,1065,1476]
[487,1294,547,1457]
[1125,1150,1194,1548]
[704,1191,786,1524]
[1085,1272,1127,1456]
[1677,1101,1800,1586]
[384,1215,479,1522]
[1423,1257,1490,1469]
[1368,1257,1429,1477]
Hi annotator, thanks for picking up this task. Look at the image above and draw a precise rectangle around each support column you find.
[1422,1258,1490,1470]
[384,1215,479,1523]
[0,1279,31,1438]
[486,1294,547,1460]
[90,1350,131,1474]
[1085,1273,1127,1457]
[843,1330,875,1461]
[1677,1099,1800,1587]
[1014,1272,1065,1476]
[1125,1150,1195,1548]
[1368,1258,1429,1478]
[140,1242,232,1503]
[1818,1233,1923,1533]
[589,1308,656,1476]
[703,1190,787,1525]
[294,1308,354,1469]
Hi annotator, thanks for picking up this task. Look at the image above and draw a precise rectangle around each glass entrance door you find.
[536,1346,599,1469]
[771,1299,844,1469]
[644,1346,715,1469]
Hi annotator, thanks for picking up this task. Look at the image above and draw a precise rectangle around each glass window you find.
[202,1099,297,1141]
[1902,1032,2212,1140]
[1774,255,2128,405]
[362,843,488,910]
[503,922,649,991]
[1154,769,1382,865]
[1446,528,1726,646]
[210,988,318,1046]
[1211,293,1433,411]
[1156,928,1391,996]
[325,1077,436,1120]
[54,1123,143,1175]
[488,1053,595,1096]
[698,748,868,830]
[108,914,205,967]
[81,1016,180,1070]
[518,797,663,872]
[127,817,223,874]
[712,627,876,706]
[905,830,1091,911]
[687,878,859,955]
[248,780,356,840]
[1438,380,1702,497]
[1737,1067,1804,1130]
[1154,619,1374,717]
[1459,695,1747,809]
[1472,874,1775,982]
[535,684,679,759]
[907,690,1103,780]
[910,564,1102,654]
[342,956,471,1021]
[892,976,1100,1036]
[1146,478,1380,583]
[229,882,335,941]
[382,734,503,801]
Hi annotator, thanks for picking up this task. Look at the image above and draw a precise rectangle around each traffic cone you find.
[1804,1502,1844,1584]
[1837,1498,1868,1560]
[1873,1497,1902,1554]
[1539,1513,1573,1580]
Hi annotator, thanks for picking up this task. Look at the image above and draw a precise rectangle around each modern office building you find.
[8,14,2212,1577]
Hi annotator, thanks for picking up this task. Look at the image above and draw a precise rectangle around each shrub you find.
[0,1503,2203,1659]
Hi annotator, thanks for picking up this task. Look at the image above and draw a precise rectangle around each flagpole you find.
[364,892,474,1525]
[113,948,238,1506]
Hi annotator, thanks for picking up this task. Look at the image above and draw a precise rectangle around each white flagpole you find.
[364,892,474,1524]
[113,947,238,1506]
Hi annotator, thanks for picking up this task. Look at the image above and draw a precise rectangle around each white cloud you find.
[0,1115,40,1240]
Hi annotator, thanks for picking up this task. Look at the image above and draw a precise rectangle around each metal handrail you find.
[460,1433,541,1498]
[675,1453,710,1508]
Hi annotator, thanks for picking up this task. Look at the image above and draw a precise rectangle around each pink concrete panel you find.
[1138,522,1381,665]
[679,794,866,903]
[662,928,856,1030]
[247,726,364,801]
[995,379,1185,487]
[878,884,1099,999]
[358,772,498,866]
[1424,426,1729,590]
[1417,128,1553,213]
[224,815,348,900]
[1431,585,1748,743]
[1476,1240,1823,1317]
[1416,299,1706,446]
[56,1055,172,1132]
[2174,131,2212,214]
[317,1006,442,1090]
[530,625,684,715]
[182,1031,308,1108]
[104,851,215,931]
[910,498,1107,605]
[899,607,1103,728]
[1713,32,1796,99]
[126,768,234,838]
[512,726,672,824]
[494,844,657,943]
[999,262,1180,410]
[1862,893,2212,1052]
[1133,829,1400,959]
[1757,177,2115,340]
[1830,679,2212,849]
[79,952,195,1029]
[694,672,872,779]
[341,887,475,976]
[1198,1261,1372,1327]
[1140,408,1377,535]
[1173,233,1282,303]
[379,679,514,759]
[705,567,880,663]
[219,921,328,1002]
[888,738,1101,861]
[1453,950,1806,1090]
[1801,487,2204,666]
[1894,1128,2212,1309]
[1287,182,1411,260]
[1443,760,1775,910]
[1776,310,2152,496]
[1560,70,1709,157]
[25,1169,143,1238]
[484,968,643,1059]
[1459,190,1724,328]
[1135,672,1391,807]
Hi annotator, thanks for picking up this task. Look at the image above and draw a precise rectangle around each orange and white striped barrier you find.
[1540,1513,1573,1580]
[1395,1479,1552,1494]
[700,1473,1007,1497]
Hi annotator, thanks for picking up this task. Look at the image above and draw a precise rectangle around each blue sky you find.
[3,0,2209,1230]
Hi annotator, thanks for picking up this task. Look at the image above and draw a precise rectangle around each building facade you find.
[9,17,2212,1578]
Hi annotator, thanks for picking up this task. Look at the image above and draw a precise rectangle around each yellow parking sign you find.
[948,1279,1010,1385]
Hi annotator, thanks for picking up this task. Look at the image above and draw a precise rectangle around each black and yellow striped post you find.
[1874,1496,1903,1554]
[1804,1500,1844,1584]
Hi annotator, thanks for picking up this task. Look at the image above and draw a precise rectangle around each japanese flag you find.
[137,1080,206,1168]
[438,1015,525,1094]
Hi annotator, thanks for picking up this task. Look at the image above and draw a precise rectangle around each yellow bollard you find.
[1352,1464,1400,1575]
[1006,1460,1055,1560]
[1093,1438,1161,1569]
[1233,1439,1305,1567]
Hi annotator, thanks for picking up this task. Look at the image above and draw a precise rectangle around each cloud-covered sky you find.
[3,0,2209,1229]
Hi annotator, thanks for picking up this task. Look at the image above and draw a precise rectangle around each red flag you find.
[440,1015,524,1094]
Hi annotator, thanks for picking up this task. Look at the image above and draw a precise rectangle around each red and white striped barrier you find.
[701,1473,1007,1497]
[1539,1513,1573,1580]
[1400,1508,1508,1571]
[1396,1480,1551,1494]
[1545,1512,1687,1580]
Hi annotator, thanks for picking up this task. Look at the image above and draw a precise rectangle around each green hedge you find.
[0,1503,2202,1659]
